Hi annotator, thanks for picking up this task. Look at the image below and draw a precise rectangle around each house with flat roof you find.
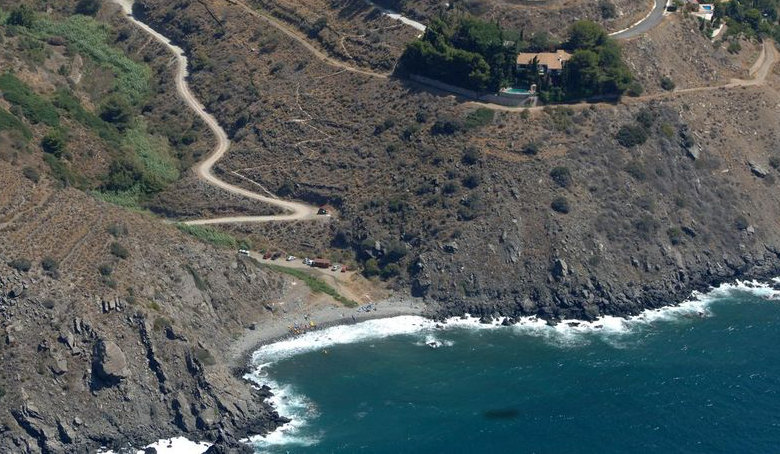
[516,50,572,75]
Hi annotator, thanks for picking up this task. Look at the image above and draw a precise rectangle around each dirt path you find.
[225,0,390,79]
[110,0,321,225]
[468,41,778,112]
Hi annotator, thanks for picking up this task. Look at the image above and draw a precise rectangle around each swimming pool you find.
[701,4,713,11]
[502,88,530,94]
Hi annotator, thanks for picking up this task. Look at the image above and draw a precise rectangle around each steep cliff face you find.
[133,0,780,320]
[0,162,292,453]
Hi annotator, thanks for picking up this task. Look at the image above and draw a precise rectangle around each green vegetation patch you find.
[0,107,32,140]
[262,263,358,307]
[400,15,517,92]
[123,123,180,190]
[33,15,151,103]
[716,0,780,43]
[401,15,635,102]
[53,89,121,146]
[175,223,239,249]
[0,73,59,126]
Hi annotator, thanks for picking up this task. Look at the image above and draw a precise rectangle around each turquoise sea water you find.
[246,282,780,453]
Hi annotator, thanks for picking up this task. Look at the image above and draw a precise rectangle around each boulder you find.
[551,259,569,280]
[749,160,769,178]
[94,340,130,382]
[442,241,459,253]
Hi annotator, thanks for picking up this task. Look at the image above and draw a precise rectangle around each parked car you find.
[271,252,282,260]
[286,255,296,261]
[341,265,348,273]
[331,265,340,271]
[317,207,328,215]
[238,249,250,256]
[303,258,313,266]
[263,252,272,260]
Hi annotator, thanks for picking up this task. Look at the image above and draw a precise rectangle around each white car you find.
[286,255,296,261]
[303,258,313,266]
[238,249,250,256]
[331,265,340,271]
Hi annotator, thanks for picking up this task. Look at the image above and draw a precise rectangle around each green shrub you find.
[0,107,32,140]
[462,173,481,189]
[184,265,208,291]
[43,154,82,187]
[616,124,649,147]
[8,258,32,272]
[75,0,102,16]
[635,108,656,129]
[769,155,780,169]
[660,76,676,91]
[666,227,683,245]
[53,89,120,146]
[380,263,401,279]
[364,258,380,277]
[727,40,741,54]
[634,215,658,236]
[464,108,494,129]
[41,256,59,272]
[549,166,572,188]
[6,5,35,27]
[734,215,749,230]
[98,264,113,276]
[599,0,617,18]
[521,142,540,155]
[194,347,216,366]
[551,196,570,214]
[22,166,40,183]
[41,131,66,157]
[34,15,151,103]
[110,242,129,259]
[99,95,132,130]
[263,263,358,307]
[660,122,675,139]
[153,316,172,331]
[624,160,647,180]
[175,223,238,248]
[462,146,483,165]
[107,223,128,237]
[0,73,59,126]
[626,81,644,97]
[431,117,463,135]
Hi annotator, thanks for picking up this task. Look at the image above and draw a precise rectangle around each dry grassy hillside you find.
[135,0,780,322]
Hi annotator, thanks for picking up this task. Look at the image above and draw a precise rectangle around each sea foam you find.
[239,278,779,451]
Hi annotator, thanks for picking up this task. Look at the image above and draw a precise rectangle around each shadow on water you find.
[483,407,521,420]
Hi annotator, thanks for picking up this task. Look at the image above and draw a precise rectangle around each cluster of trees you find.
[399,15,517,92]
[715,0,780,42]
[401,14,636,101]
[533,21,637,102]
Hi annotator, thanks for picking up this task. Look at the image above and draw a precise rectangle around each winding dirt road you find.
[111,0,320,225]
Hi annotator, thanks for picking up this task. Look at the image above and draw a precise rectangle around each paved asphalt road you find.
[610,0,667,40]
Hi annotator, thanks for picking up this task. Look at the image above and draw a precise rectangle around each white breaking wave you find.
[97,437,211,454]
[242,278,779,451]
[242,377,321,452]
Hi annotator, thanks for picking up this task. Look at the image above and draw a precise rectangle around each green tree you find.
[7,5,35,27]
[75,0,102,16]
[99,95,133,130]
[567,21,608,50]
[41,131,66,157]
[563,50,601,98]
